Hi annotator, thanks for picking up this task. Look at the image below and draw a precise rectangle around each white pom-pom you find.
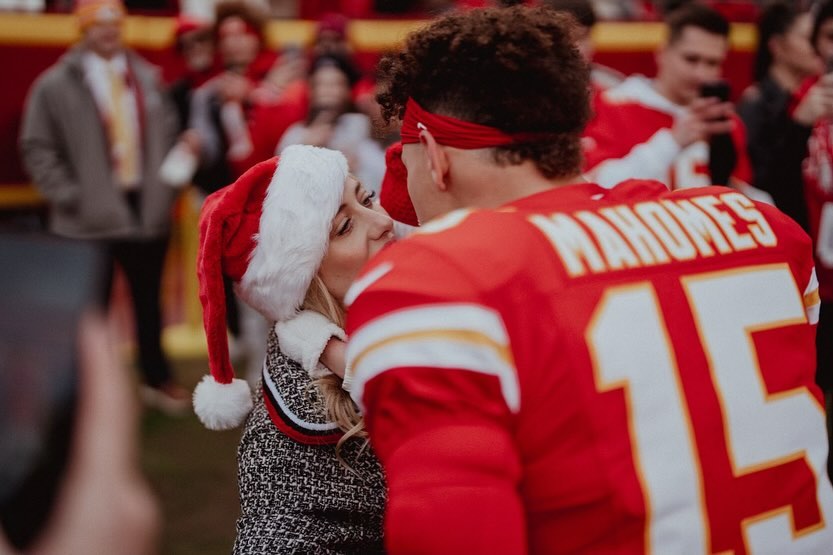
[192,375,253,430]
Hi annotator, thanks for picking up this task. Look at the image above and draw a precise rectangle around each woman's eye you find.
[337,218,351,236]
[362,191,376,207]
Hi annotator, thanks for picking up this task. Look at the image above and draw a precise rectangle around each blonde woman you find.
[193,145,390,553]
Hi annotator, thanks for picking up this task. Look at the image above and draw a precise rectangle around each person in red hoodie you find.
[583,4,763,200]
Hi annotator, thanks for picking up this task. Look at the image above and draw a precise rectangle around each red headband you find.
[400,98,550,149]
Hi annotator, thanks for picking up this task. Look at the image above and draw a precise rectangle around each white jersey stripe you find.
[804,268,820,325]
[347,304,519,413]
[344,261,393,308]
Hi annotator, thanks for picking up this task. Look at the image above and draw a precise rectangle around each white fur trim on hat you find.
[193,375,253,430]
[238,145,348,322]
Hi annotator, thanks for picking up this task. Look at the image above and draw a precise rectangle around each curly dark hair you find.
[376,6,590,179]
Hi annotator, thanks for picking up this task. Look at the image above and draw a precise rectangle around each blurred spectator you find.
[230,12,384,177]
[814,0,833,63]
[312,12,353,59]
[19,0,187,411]
[737,1,824,231]
[168,15,218,133]
[189,0,277,196]
[158,16,219,189]
[583,3,764,200]
[543,0,625,90]
[800,0,833,461]
[277,55,385,193]
[189,0,298,382]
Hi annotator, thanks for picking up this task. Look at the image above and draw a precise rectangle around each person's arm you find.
[19,80,81,210]
[346,247,527,555]
[275,311,347,378]
[589,128,681,188]
[585,97,733,188]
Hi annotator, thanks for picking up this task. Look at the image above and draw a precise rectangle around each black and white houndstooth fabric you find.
[233,330,386,554]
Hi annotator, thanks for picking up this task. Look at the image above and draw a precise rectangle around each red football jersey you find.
[346,180,832,554]
[583,76,753,193]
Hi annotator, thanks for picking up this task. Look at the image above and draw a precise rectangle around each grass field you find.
[140,358,242,555]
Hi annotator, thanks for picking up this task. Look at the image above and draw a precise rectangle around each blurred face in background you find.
[310,64,351,111]
[83,19,123,59]
[217,16,260,70]
[815,17,833,67]
[771,13,823,79]
[313,29,351,58]
[656,26,728,105]
[179,28,214,73]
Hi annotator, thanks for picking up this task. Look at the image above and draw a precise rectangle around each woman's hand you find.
[275,310,346,378]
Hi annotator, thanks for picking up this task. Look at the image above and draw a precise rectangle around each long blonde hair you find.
[301,275,368,464]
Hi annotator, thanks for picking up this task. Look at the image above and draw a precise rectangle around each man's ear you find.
[419,127,450,192]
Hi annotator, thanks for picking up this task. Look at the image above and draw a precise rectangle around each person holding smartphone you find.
[583,4,766,201]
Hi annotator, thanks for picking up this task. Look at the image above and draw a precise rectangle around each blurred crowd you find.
[4,0,833,552]
[0,0,778,21]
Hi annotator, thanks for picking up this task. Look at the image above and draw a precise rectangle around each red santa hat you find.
[193,145,348,430]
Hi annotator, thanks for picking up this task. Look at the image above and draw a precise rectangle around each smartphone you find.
[0,233,104,549]
[700,80,731,102]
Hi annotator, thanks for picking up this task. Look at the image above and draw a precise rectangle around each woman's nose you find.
[368,209,394,241]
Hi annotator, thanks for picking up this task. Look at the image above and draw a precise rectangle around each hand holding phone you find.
[0,235,158,555]
[0,235,99,549]
[700,80,731,122]
[699,80,736,185]
[700,80,731,103]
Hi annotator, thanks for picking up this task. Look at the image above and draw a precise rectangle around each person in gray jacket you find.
[19,0,188,411]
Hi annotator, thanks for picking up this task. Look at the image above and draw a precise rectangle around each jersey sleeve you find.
[346,241,527,555]
[756,201,820,324]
